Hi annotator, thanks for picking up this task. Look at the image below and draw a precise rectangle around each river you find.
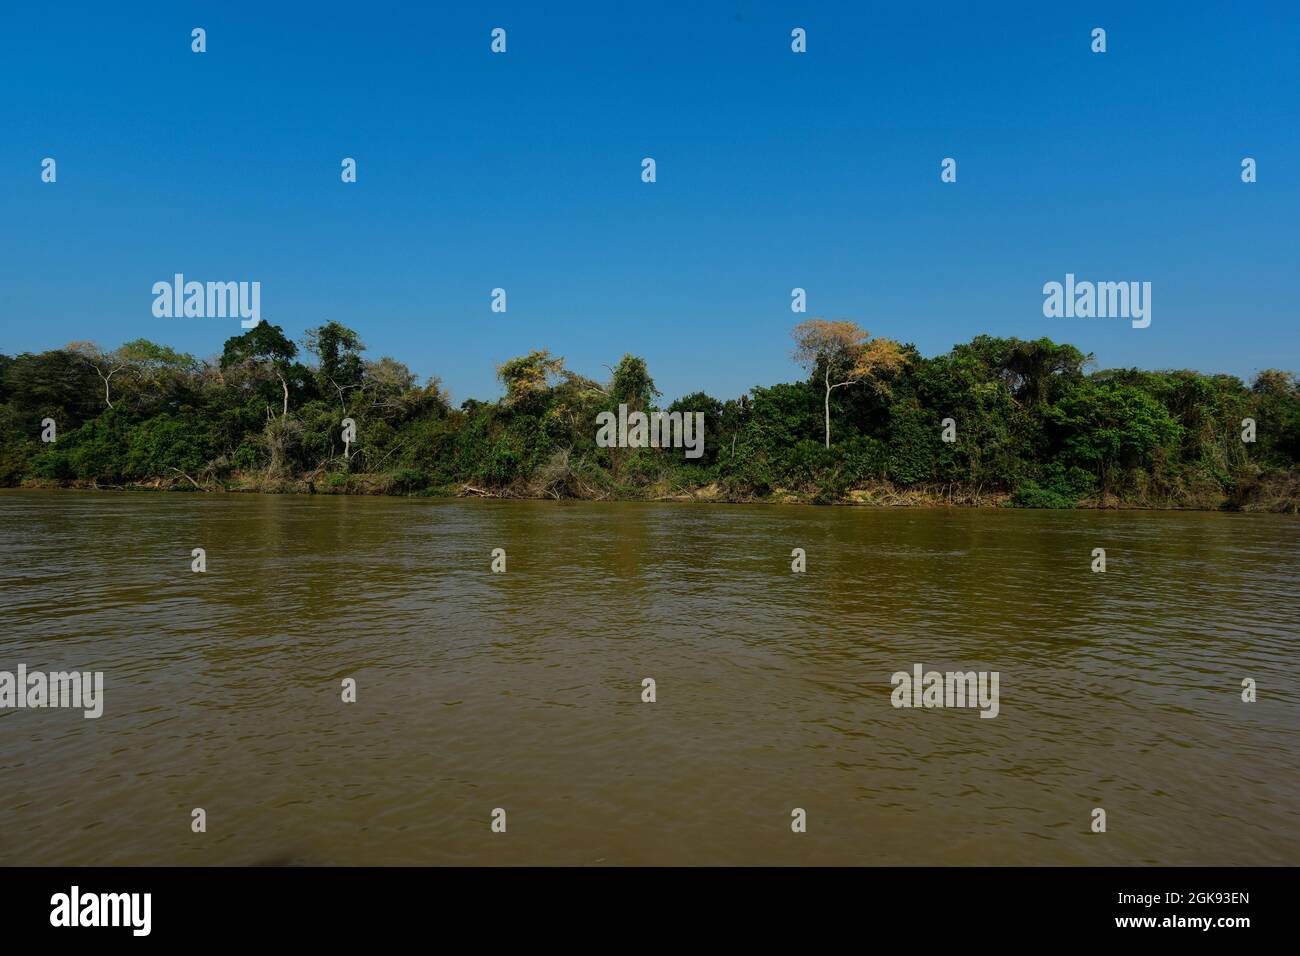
[1,490,1296,865]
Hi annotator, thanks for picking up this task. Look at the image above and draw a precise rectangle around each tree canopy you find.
[2,323,1296,511]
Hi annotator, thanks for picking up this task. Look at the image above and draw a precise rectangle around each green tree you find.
[497,350,566,411]
[65,341,131,409]
[220,324,298,417]
[607,354,660,411]
[302,322,365,408]
[1045,380,1182,495]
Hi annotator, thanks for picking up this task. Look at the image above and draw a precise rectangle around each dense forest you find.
[2,320,1298,510]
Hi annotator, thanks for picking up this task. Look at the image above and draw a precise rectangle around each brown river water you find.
[0,490,1296,865]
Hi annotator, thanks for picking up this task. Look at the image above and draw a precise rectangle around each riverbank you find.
[16,469,1300,512]
[8,331,1299,522]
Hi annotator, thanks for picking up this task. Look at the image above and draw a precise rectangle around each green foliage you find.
[609,354,660,410]
[1011,464,1098,509]
[391,467,431,494]
[885,399,941,484]
[220,322,297,370]
[1,331,1297,509]
[32,408,133,483]
[302,321,365,399]
[1044,380,1183,493]
[124,414,217,479]
[496,350,565,412]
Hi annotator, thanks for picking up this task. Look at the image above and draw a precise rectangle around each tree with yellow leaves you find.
[791,320,903,448]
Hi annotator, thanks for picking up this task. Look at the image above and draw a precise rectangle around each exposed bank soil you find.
[16,472,1300,512]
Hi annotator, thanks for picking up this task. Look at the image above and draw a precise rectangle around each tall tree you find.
[792,320,902,447]
[116,339,197,406]
[65,341,129,408]
[606,353,660,411]
[497,350,566,410]
[302,322,365,408]
[220,323,298,417]
[1002,338,1089,405]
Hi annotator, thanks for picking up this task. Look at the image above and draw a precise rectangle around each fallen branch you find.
[168,468,205,490]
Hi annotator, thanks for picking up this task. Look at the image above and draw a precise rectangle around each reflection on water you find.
[1,490,1297,865]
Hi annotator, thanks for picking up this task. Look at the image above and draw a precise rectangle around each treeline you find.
[1,320,1298,510]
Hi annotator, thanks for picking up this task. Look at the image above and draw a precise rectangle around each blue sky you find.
[1,1,1296,403]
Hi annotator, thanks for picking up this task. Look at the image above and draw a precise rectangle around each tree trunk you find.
[824,374,832,448]
[277,371,289,417]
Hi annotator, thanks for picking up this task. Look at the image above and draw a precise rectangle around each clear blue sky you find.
[2,1,1296,404]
